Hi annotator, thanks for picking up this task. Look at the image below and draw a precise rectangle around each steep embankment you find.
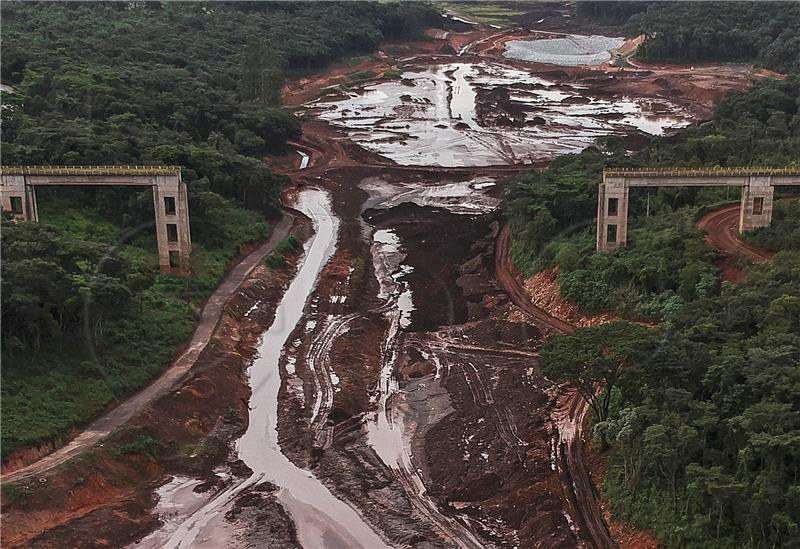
[495,224,618,549]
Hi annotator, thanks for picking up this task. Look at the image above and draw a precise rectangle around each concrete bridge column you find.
[0,174,36,221]
[596,176,629,251]
[152,174,192,275]
[739,176,774,233]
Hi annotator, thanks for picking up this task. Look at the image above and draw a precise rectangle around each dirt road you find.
[495,224,617,549]
[495,201,776,548]
[696,204,773,263]
[495,225,574,335]
[1,214,294,484]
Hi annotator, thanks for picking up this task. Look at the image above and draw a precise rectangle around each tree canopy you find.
[509,6,800,546]
[0,1,440,458]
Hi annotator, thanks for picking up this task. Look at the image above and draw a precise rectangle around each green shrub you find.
[112,435,162,460]
[275,235,301,255]
[264,252,285,269]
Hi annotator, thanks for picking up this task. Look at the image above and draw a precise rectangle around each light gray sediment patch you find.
[504,35,624,66]
[310,62,691,166]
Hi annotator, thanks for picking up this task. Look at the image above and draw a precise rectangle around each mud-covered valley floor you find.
[1,8,761,549]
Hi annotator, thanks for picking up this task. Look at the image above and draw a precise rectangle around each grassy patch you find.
[381,69,403,80]
[343,54,375,67]
[110,435,163,460]
[263,235,301,270]
[349,69,377,84]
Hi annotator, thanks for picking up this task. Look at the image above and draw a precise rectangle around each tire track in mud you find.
[286,228,486,547]
[364,229,490,549]
[414,328,543,488]
[305,311,360,449]
[495,224,616,549]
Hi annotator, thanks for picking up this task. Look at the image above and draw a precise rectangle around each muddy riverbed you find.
[309,59,693,166]
[1,14,758,549]
[136,24,753,549]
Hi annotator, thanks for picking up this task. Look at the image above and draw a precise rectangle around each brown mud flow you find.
[309,61,694,167]
[2,10,759,549]
[0,213,314,548]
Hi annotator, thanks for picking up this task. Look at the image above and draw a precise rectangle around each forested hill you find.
[0,1,439,461]
[579,1,800,73]
[509,5,800,547]
[1,1,440,215]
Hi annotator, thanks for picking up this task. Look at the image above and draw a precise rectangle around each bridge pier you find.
[739,176,774,232]
[596,168,799,253]
[0,174,38,221]
[1,166,191,275]
[596,176,629,251]
[152,175,192,274]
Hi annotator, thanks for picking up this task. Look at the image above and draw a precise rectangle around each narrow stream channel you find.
[137,188,387,549]
[365,228,486,549]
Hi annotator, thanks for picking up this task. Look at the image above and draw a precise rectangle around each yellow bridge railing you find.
[605,167,800,178]
[0,165,181,176]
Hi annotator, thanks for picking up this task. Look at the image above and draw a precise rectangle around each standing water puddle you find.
[312,61,691,166]
[136,188,387,549]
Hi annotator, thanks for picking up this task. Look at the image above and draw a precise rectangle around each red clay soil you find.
[696,204,773,262]
[282,57,393,108]
[523,266,620,328]
[696,204,773,283]
[0,220,312,549]
[495,225,574,335]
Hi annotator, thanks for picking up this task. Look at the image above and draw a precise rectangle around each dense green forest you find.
[578,1,800,72]
[0,1,439,458]
[510,7,800,546]
[505,76,800,318]
[627,2,800,72]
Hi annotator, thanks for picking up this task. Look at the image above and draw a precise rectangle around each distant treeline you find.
[578,1,800,73]
[0,1,439,458]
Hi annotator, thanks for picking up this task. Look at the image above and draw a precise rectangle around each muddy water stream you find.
[138,189,387,549]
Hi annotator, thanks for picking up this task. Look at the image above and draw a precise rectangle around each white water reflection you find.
[137,189,387,549]
[361,176,500,215]
[312,62,691,166]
